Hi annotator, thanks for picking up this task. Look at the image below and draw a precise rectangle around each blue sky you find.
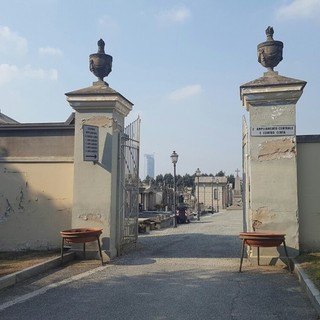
[0,0,319,177]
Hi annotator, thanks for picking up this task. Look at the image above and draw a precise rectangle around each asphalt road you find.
[0,210,318,320]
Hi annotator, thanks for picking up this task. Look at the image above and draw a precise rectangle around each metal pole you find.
[170,151,179,228]
[216,185,219,213]
[203,184,206,211]
[197,176,200,221]
[173,162,177,228]
[211,178,214,214]
[216,190,219,212]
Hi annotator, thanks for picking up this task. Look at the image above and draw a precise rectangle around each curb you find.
[293,259,320,316]
[0,252,75,291]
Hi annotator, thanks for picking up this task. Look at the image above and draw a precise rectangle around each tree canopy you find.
[142,171,234,189]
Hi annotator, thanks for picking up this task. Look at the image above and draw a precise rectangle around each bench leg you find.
[257,247,260,266]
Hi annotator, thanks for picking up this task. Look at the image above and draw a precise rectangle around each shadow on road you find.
[120,233,242,260]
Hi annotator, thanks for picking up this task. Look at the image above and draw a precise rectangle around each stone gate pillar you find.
[240,27,306,258]
[65,39,133,259]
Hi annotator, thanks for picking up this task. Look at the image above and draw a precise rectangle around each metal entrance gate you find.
[118,117,141,254]
[242,116,249,232]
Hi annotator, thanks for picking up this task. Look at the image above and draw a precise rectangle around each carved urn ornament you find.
[89,39,113,82]
[257,26,283,71]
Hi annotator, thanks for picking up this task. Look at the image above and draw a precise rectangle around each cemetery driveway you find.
[0,210,319,320]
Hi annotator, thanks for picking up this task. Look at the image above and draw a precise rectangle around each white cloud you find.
[159,5,191,23]
[39,46,63,57]
[98,15,119,31]
[0,64,19,84]
[0,26,28,56]
[0,64,58,85]
[276,0,320,20]
[22,65,58,80]
[169,84,203,101]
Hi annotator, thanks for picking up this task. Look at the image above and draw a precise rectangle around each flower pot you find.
[239,232,285,247]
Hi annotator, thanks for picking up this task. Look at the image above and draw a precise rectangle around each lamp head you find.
[170,151,179,164]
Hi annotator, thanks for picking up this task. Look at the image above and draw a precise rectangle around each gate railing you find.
[119,117,140,253]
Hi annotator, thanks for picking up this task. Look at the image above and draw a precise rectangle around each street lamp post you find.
[211,177,214,214]
[216,178,219,213]
[171,151,179,228]
[195,168,201,221]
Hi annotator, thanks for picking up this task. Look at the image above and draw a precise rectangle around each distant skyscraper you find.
[144,154,155,178]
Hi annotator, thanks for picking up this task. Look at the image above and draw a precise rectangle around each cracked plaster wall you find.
[72,112,123,257]
[258,138,295,161]
[0,163,73,251]
[247,103,299,255]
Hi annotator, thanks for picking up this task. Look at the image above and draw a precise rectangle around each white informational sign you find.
[251,125,295,137]
[83,125,99,161]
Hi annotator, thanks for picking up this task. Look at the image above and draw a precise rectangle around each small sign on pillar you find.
[251,125,295,137]
[83,125,99,161]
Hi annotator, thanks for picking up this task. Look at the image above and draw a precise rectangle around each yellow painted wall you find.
[0,162,73,250]
[297,140,320,251]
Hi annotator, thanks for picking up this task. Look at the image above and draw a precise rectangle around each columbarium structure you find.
[240,27,306,259]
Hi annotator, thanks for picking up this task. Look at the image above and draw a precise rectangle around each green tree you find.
[182,173,194,187]
[227,174,235,188]
[163,173,173,188]
[216,170,225,177]
[143,175,155,186]
[155,174,164,187]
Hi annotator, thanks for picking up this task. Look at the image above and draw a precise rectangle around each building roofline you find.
[0,113,75,131]
[297,135,320,143]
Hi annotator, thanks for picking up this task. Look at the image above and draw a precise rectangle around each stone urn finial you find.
[257,26,283,71]
[89,38,113,83]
